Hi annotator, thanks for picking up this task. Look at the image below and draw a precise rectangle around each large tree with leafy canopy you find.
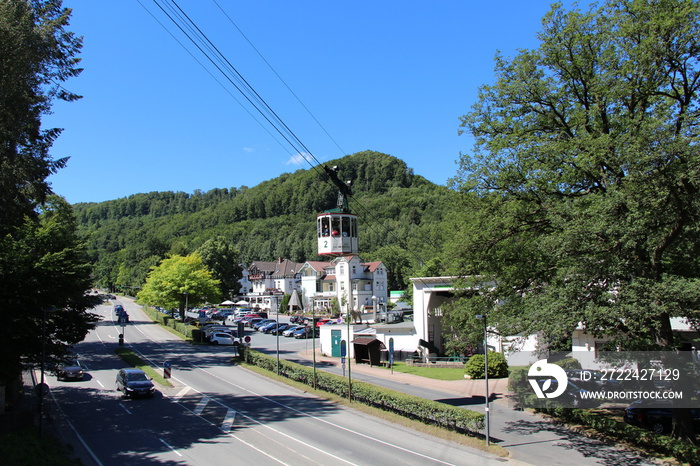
[449,0,700,356]
[197,236,243,300]
[137,254,221,319]
[0,0,98,406]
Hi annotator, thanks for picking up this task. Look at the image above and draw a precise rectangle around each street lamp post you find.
[275,295,280,375]
[312,302,317,389]
[476,314,490,446]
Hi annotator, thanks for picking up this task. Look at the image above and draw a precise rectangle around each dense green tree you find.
[0,0,93,402]
[0,196,99,396]
[137,253,221,319]
[197,236,243,299]
[0,0,82,232]
[450,0,700,439]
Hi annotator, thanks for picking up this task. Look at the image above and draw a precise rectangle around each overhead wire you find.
[135,0,293,158]
[142,0,436,280]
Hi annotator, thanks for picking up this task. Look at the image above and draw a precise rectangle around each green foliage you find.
[0,431,81,466]
[141,305,197,339]
[197,236,243,299]
[137,253,221,318]
[464,352,509,379]
[239,347,484,435]
[0,1,92,390]
[74,151,455,293]
[450,0,700,353]
[0,0,83,232]
[539,406,700,464]
[0,196,99,385]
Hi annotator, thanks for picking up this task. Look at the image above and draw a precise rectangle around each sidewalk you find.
[296,348,511,404]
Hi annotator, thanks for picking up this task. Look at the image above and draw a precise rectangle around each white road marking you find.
[118,403,131,414]
[194,396,210,415]
[174,386,190,399]
[195,365,454,465]
[221,409,237,432]
[159,438,183,457]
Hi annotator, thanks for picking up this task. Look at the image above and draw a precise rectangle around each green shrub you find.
[464,352,509,379]
[553,357,581,370]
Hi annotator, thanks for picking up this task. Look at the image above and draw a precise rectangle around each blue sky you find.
[45,1,574,204]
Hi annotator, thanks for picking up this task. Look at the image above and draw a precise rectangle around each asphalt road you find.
[45,298,519,466]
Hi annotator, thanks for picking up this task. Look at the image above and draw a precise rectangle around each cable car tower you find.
[317,165,359,256]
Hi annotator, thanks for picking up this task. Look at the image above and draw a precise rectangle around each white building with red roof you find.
[244,258,303,311]
[299,255,389,316]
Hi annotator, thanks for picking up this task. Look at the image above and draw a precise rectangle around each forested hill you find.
[73,151,457,292]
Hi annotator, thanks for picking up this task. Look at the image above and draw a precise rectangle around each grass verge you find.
[379,361,466,380]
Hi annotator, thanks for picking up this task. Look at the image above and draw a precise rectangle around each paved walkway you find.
[297,348,511,402]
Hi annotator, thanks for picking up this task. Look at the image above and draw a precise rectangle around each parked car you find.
[289,315,305,324]
[315,319,331,327]
[271,323,292,335]
[623,401,700,434]
[565,369,621,390]
[210,332,235,345]
[115,368,155,398]
[282,325,300,337]
[57,358,84,381]
[247,318,265,328]
[532,379,598,408]
[260,322,279,333]
[293,326,316,339]
[253,319,275,330]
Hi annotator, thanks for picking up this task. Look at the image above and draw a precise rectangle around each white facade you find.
[244,259,302,312]
[299,255,389,316]
[410,276,539,361]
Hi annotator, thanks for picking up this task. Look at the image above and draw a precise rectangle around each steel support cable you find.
[165,0,325,170]
[211,0,347,161]
[150,0,319,172]
[145,1,437,286]
[136,0,294,158]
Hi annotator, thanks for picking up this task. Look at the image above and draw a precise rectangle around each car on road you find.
[115,368,155,398]
[210,332,235,345]
[57,358,84,381]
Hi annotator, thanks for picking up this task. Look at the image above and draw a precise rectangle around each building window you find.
[339,265,344,275]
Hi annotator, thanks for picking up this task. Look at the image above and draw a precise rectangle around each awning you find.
[235,300,249,305]
[351,336,385,348]
[220,300,235,306]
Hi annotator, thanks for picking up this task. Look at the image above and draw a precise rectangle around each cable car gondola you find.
[317,166,359,256]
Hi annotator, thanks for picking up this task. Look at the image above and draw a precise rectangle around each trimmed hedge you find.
[141,306,199,340]
[508,366,700,464]
[240,346,485,436]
